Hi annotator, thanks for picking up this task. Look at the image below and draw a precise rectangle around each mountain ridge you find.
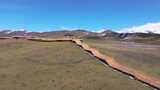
[0,29,160,40]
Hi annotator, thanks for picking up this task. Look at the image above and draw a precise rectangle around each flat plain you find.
[84,39,160,80]
[0,39,153,90]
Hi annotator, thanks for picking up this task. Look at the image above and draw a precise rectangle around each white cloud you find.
[0,28,28,34]
[118,22,160,34]
[56,27,90,31]
[96,28,112,33]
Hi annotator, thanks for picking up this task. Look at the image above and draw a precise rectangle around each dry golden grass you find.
[84,39,160,79]
[0,39,153,90]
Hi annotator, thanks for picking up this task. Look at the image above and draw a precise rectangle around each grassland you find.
[84,39,160,80]
[0,39,153,90]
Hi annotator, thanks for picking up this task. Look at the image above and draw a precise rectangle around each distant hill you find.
[97,29,160,40]
[0,29,160,41]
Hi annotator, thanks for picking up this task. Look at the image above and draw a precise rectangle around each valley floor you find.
[84,39,160,80]
[0,39,153,90]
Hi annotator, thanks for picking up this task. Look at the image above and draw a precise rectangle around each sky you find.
[0,0,160,32]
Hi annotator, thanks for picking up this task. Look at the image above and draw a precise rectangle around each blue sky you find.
[0,0,160,32]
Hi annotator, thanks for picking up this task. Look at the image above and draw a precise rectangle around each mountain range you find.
[0,29,160,41]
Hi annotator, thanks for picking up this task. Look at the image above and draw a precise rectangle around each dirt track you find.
[26,38,160,89]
